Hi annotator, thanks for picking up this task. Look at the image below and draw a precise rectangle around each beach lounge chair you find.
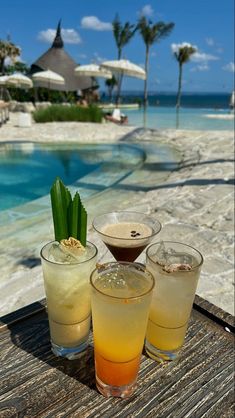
[105,107,128,124]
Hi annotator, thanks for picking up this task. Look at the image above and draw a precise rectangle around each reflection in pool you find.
[0,143,145,211]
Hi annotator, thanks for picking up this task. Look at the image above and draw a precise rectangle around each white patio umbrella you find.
[100,59,146,104]
[74,64,112,79]
[0,75,10,85]
[7,73,33,88]
[32,69,65,90]
[101,59,146,80]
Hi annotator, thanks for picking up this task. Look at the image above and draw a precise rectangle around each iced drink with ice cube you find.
[90,262,154,398]
[145,241,203,362]
[41,240,97,359]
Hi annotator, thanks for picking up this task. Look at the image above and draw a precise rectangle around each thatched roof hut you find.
[30,21,93,91]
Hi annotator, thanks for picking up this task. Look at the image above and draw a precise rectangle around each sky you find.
[0,0,234,93]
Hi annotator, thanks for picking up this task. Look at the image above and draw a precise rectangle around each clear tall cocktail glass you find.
[90,262,154,398]
[41,240,97,359]
[93,211,161,262]
[145,241,203,362]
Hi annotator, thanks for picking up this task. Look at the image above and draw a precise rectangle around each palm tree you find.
[173,44,197,108]
[0,40,21,74]
[112,14,137,104]
[105,75,118,102]
[112,14,137,60]
[138,17,174,107]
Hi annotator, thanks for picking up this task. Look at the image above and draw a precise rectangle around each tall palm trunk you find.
[116,48,123,106]
[0,58,5,74]
[143,45,149,107]
[176,63,183,108]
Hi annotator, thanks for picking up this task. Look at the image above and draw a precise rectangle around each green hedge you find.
[33,105,104,123]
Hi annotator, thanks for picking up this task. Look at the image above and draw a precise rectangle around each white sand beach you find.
[204,113,234,120]
[0,113,234,316]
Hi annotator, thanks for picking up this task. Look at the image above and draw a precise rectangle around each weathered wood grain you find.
[194,295,234,331]
[0,301,234,418]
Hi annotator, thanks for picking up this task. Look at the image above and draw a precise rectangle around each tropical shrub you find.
[33,104,104,123]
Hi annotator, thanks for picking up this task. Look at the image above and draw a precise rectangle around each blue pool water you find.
[0,142,148,211]
[124,106,234,130]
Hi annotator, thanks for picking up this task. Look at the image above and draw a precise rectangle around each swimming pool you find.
[0,142,148,211]
[0,141,180,212]
[124,106,234,130]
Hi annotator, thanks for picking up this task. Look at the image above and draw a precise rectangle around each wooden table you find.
[0,296,234,417]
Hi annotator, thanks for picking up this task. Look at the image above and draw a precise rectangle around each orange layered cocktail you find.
[90,262,154,398]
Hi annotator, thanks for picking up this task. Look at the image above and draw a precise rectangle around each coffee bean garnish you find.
[130,231,141,238]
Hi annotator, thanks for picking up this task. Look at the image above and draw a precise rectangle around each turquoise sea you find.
[103,92,234,130]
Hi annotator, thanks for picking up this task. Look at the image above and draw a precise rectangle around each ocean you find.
[101,92,234,130]
[103,91,232,109]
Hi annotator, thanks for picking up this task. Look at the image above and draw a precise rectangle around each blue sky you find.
[0,0,234,92]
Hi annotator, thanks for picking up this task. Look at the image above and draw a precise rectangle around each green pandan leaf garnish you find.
[50,177,87,246]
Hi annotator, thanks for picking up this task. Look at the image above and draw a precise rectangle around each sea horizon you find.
[101,91,233,109]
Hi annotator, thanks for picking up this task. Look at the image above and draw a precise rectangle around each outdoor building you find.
[30,20,93,91]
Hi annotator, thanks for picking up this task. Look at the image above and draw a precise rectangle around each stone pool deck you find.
[0,113,234,316]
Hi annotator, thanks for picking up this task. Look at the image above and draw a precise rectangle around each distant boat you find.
[229,91,234,109]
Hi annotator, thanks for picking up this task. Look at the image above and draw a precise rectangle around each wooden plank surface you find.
[0,303,234,418]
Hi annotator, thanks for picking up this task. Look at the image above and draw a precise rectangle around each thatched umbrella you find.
[30,21,93,92]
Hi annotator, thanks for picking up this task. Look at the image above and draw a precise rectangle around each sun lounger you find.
[105,107,128,124]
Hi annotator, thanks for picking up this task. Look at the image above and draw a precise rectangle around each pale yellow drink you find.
[91,262,154,398]
[145,241,203,361]
[41,240,97,359]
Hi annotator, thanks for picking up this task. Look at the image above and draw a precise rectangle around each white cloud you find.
[62,29,82,44]
[190,64,210,72]
[38,29,55,43]
[205,37,214,46]
[4,56,23,66]
[81,16,112,31]
[153,77,160,85]
[77,53,87,60]
[222,62,235,72]
[171,42,198,54]
[93,52,107,63]
[171,43,219,72]
[38,28,82,44]
[191,51,219,63]
[139,4,154,17]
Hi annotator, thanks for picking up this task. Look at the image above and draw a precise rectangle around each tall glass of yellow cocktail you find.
[145,241,203,362]
[41,239,97,359]
[90,262,154,398]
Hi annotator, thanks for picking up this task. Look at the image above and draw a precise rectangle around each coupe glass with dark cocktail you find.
[93,211,161,262]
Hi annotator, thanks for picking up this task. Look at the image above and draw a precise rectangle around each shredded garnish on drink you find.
[162,263,192,273]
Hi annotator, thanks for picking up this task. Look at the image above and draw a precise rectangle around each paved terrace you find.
[0,113,234,316]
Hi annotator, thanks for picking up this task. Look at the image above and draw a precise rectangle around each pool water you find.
[124,106,234,130]
[0,142,147,211]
